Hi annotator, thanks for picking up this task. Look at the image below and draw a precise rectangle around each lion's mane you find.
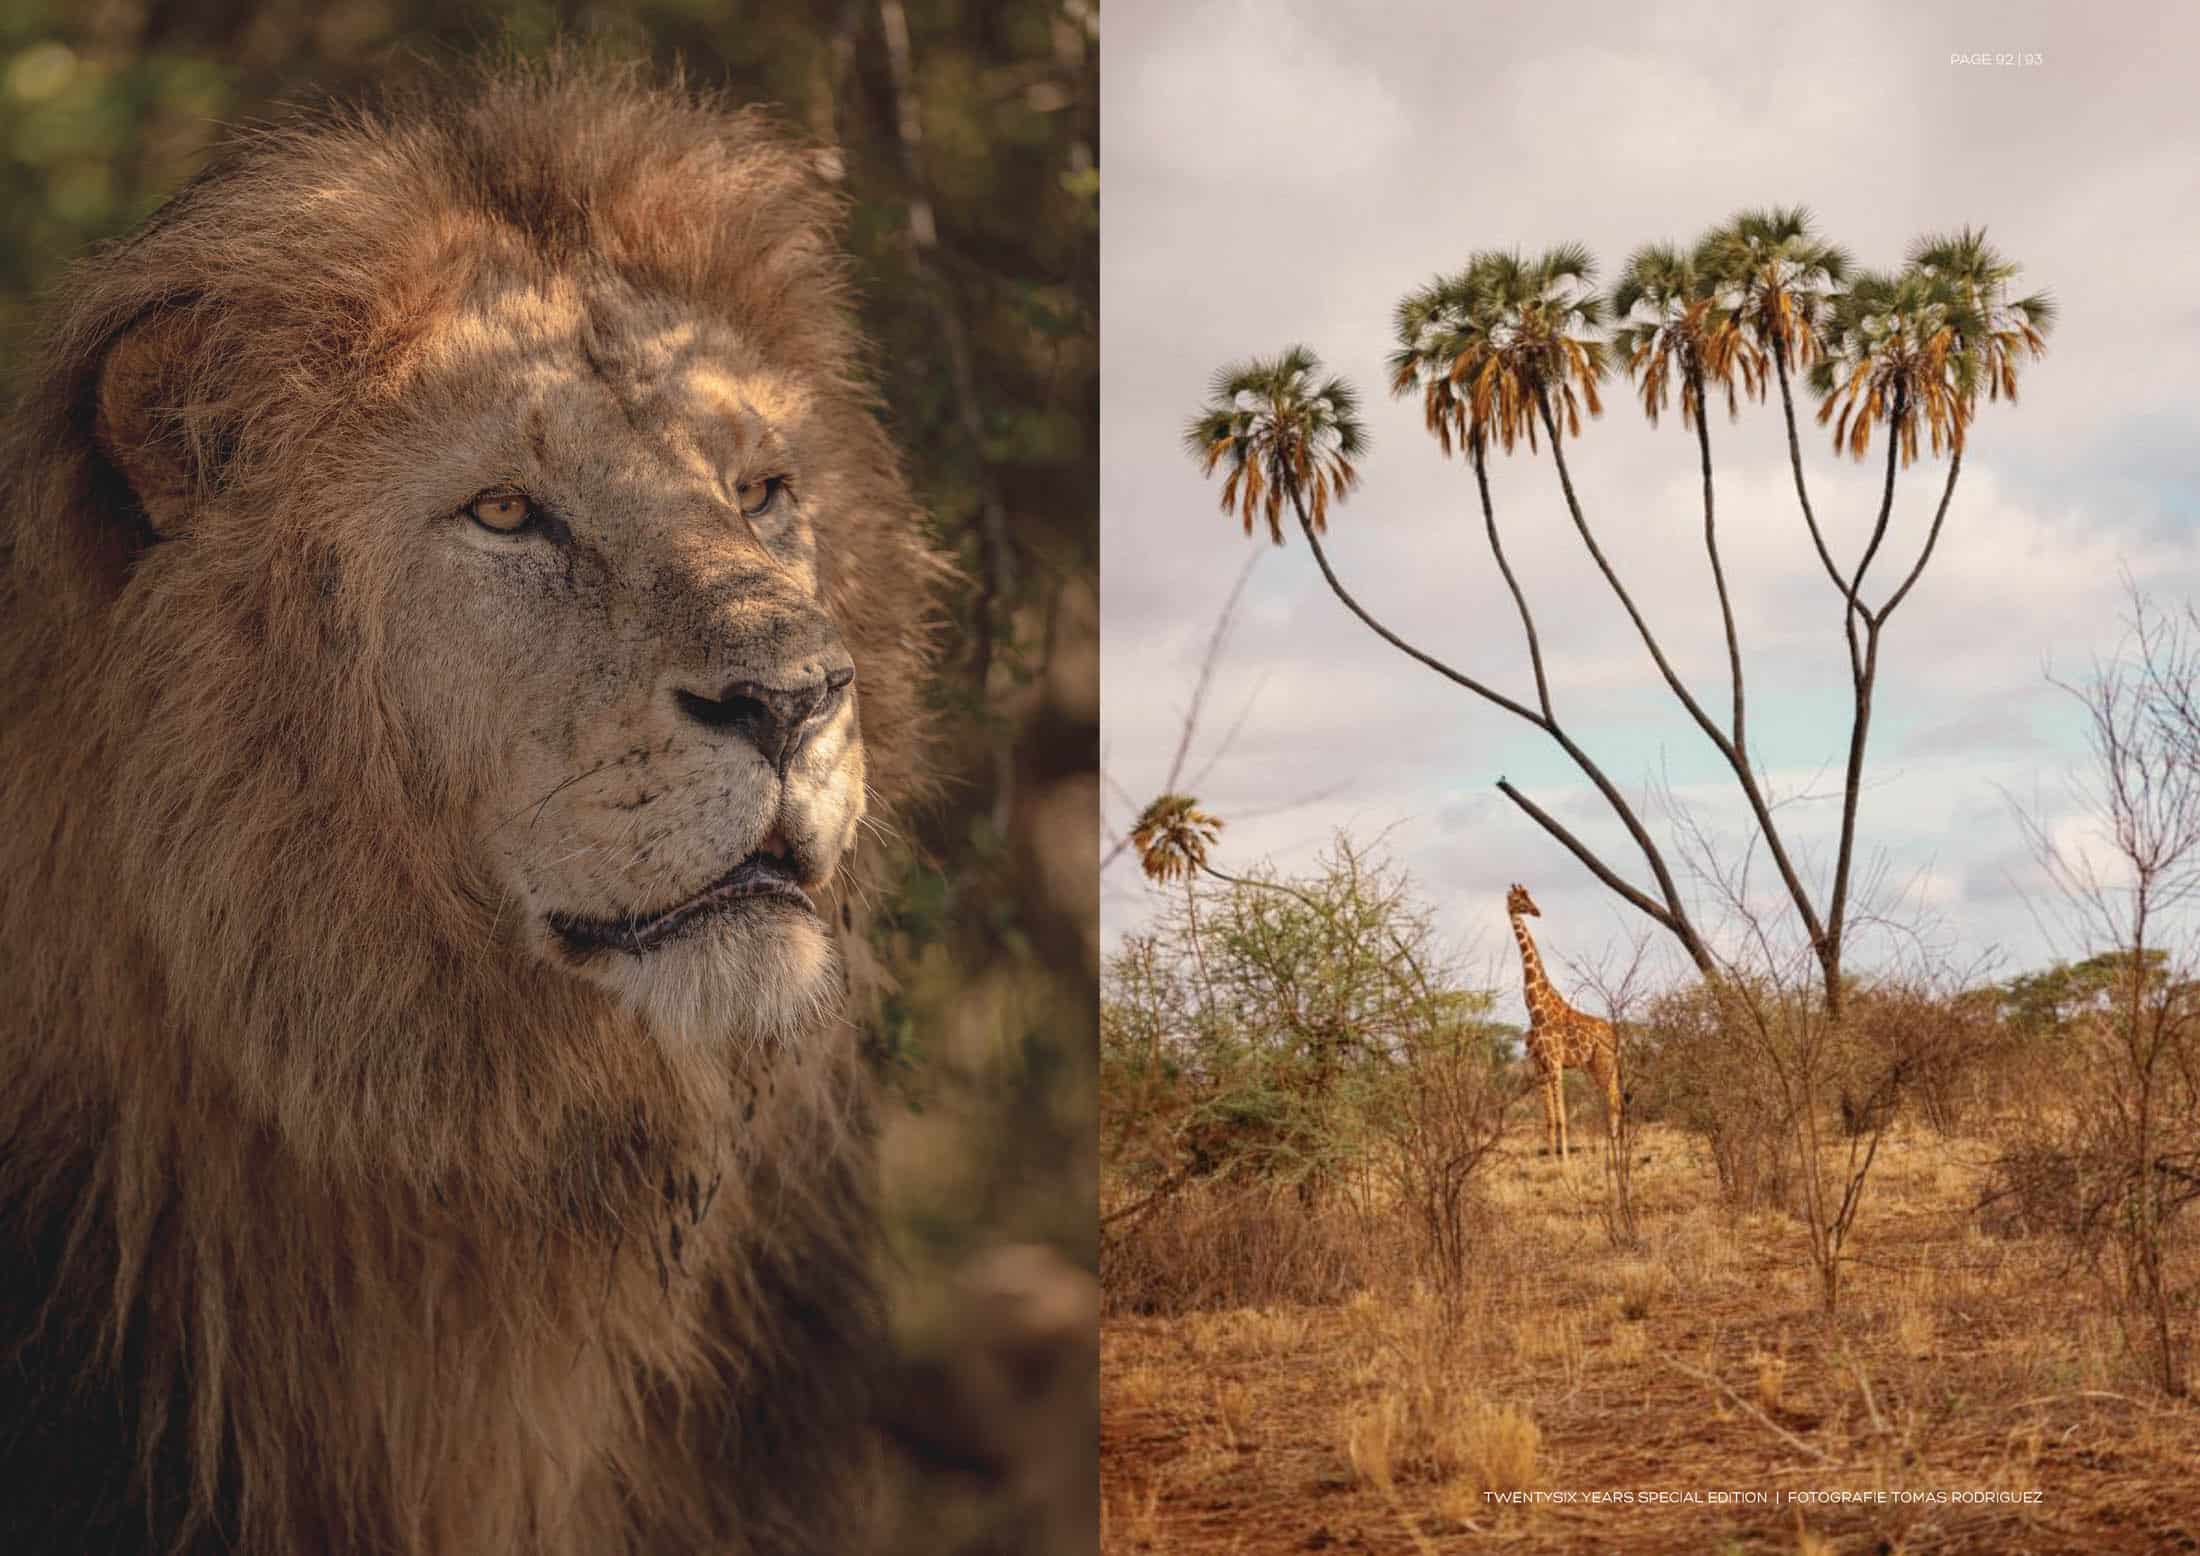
[0,55,943,1556]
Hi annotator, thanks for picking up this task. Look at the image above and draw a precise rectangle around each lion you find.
[0,55,948,1556]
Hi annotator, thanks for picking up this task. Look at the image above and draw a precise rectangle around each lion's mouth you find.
[547,846,814,958]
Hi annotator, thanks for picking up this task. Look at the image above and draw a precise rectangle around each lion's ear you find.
[93,309,222,540]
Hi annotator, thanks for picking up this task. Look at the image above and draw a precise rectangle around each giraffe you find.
[1506,884,1623,1161]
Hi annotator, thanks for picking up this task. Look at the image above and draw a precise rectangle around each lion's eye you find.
[468,492,536,534]
[737,476,789,520]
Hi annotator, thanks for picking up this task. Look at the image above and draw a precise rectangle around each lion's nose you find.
[675,665,854,772]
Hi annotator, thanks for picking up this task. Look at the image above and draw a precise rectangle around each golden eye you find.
[468,492,535,533]
[737,475,789,519]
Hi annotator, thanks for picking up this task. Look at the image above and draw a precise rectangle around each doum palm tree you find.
[1189,332,1721,979]
[1694,205,1850,392]
[1908,226,2055,406]
[1799,234,2052,973]
[1811,267,1983,466]
[1608,242,1760,430]
[1694,207,1853,602]
[1129,793,1222,885]
[1182,346,1364,546]
[1183,212,2050,1022]
[1388,246,1607,458]
[1184,346,1547,724]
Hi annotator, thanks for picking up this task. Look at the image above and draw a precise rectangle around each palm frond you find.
[1184,345,1369,546]
[1130,794,1223,885]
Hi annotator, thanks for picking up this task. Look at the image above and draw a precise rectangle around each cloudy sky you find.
[1099,0,2200,1021]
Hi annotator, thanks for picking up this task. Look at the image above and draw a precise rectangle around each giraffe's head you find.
[1507,883,1540,918]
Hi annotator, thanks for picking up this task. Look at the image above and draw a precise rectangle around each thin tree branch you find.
[1533,395,1731,763]
[1290,497,1545,726]
[1653,1350,1838,1464]
[1825,623,1883,1006]
[1691,364,1747,748]
[1877,447,1964,623]
[1472,440,1551,718]
[1495,780,1684,941]
[1289,490,1709,970]
[1842,391,1907,642]
[1199,862,1329,919]
[1534,394,1831,964]
[1167,548,1262,783]
[1774,342,1853,611]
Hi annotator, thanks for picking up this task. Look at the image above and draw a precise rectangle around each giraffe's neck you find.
[1511,911,1552,1022]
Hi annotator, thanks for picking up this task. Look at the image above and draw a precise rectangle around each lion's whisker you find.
[477,759,621,844]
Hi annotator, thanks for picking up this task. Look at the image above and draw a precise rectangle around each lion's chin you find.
[581,908,838,1045]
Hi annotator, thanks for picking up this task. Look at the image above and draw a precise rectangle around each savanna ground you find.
[1101,1113,2200,1554]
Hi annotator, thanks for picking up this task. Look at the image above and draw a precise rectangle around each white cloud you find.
[1108,0,1408,190]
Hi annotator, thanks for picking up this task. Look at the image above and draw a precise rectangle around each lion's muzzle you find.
[674,661,854,774]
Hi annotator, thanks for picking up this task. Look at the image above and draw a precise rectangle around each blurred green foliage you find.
[2000,948,2172,1038]
[0,3,1096,1549]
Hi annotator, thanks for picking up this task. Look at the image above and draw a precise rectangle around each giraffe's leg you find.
[1554,1065,1570,1163]
[1536,1061,1560,1155]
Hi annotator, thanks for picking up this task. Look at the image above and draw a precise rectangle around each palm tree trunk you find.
[1286,489,1543,724]
[1532,392,1829,974]
[1184,878,1213,1008]
[1816,443,1967,1018]
[1200,862,1327,919]
[1773,341,1851,608]
[1282,489,1715,976]
[1472,441,1551,716]
[1823,414,1907,1020]
[1691,365,1746,747]
[1880,448,1964,620]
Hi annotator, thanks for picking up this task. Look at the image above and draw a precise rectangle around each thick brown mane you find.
[0,54,944,1556]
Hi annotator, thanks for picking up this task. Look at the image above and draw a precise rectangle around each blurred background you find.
[0,2,1098,1551]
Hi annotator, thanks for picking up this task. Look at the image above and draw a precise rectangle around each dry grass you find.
[1102,1120,2200,1553]
[1613,1258,1674,1320]
[1452,1400,1541,1496]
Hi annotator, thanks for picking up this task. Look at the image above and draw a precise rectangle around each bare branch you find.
[1877,449,1964,622]
[1653,1351,1838,1464]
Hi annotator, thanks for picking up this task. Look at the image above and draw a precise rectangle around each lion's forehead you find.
[422,281,821,482]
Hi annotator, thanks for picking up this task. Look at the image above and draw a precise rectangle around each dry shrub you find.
[2005,591,2200,1395]
[1512,1311,1588,1391]
[1890,1296,1937,1359]
[1792,1524,1837,1556]
[1100,1181,1367,1315]
[1374,1028,1517,1302]
[1606,1322,1649,1365]
[1109,1363,1166,1412]
[1975,1139,2090,1240]
[1844,984,2007,1136]
[1635,983,1800,1213]
[1968,1024,2083,1120]
[1704,1104,1800,1214]
[1187,1305,1315,1360]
